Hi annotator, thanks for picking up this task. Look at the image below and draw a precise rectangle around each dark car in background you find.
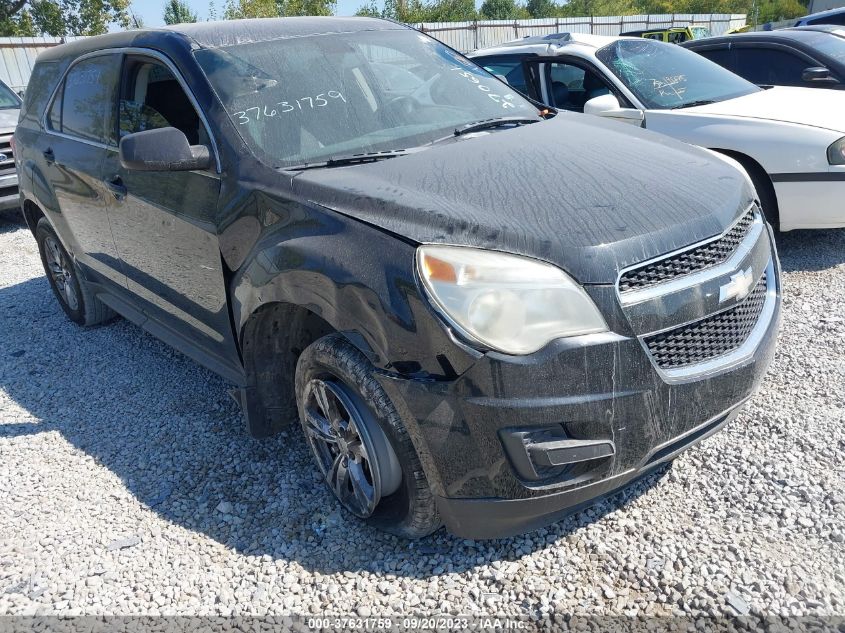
[683,26,845,89]
[794,7,845,27]
[14,17,780,539]
[0,77,22,216]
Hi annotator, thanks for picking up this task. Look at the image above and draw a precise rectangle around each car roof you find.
[469,32,619,57]
[682,25,845,47]
[35,17,404,63]
[797,6,845,21]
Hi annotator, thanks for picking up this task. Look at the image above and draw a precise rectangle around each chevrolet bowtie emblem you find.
[719,267,754,303]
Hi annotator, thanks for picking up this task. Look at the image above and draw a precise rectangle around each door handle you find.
[104,176,127,201]
[43,148,55,164]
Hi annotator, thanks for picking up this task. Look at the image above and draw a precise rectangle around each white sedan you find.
[469,33,845,231]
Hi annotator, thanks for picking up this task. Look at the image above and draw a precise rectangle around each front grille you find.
[0,133,14,175]
[619,209,756,293]
[644,272,768,370]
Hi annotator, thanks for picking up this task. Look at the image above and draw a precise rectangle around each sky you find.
[132,0,364,26]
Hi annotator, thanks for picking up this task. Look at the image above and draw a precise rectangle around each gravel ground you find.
[0,214,842,619]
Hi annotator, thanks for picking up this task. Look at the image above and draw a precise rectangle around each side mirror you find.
[583,93,645,124]
[802,66,837,83]
[119,127,212,172]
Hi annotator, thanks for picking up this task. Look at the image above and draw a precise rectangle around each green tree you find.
[423,0,476,20]
[223,0,278,18]
[526,0,556,16]
[163,0,196,23]
[281,0,336,16]
[1,0,129,35]
[480,0,520,18]
[355,0,379,15]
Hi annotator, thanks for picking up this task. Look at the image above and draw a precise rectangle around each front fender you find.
[646,112,839,175]
[230,200,478,381]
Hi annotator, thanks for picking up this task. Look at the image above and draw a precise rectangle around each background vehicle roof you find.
[682,25,845,46]
[35,17,404,62]
[470,32,620,57]
[797,6,845,21]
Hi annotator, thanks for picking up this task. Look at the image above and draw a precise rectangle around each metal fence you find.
[414,14,748,52]
[0,36,84,93]
[0,13,747,91]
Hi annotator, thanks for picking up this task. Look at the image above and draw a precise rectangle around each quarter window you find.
[56,55,121,145]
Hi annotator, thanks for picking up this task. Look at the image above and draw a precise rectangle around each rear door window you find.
[51,55,121,145]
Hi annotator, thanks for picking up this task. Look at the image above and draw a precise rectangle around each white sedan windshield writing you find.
[195,30,535,168]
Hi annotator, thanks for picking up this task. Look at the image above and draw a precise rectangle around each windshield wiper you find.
[454,117,539,136]
[284,149,411,171]
[670,99,716,110]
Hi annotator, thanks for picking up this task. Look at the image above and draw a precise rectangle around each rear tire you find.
[35,218,114,326]
[295,333,442,538]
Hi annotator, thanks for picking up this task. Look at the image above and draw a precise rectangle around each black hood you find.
[293,114,753,284]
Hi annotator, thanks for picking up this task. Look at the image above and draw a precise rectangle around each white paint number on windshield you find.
[449,67,518,109]
[233,91,347,124]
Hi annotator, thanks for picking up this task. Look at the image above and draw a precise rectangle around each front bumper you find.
[375,219,782,539]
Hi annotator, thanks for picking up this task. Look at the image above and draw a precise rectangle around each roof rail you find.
[499,32,572,47]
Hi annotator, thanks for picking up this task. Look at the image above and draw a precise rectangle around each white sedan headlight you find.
[828,137,845,165]
[417,245,607,355]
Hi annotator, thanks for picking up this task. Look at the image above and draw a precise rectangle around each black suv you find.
[14,17,781,539]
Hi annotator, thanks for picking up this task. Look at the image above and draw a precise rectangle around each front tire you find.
[295,333,441,538]
[35,218,114,326]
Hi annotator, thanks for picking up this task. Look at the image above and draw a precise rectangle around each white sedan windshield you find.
[195,29,537,168]
[596,39,760,109]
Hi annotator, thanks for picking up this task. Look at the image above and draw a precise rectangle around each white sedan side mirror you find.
[584,93,644,124]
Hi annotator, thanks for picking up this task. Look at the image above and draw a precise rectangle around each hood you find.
[683,87,845,133]
[0,108,18,131]
[293,114,753,284]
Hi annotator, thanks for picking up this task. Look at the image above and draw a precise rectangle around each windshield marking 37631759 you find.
[196,30,537,169]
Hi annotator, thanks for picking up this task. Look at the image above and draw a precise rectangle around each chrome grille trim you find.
[619,205,763,307]
[645,272,768,369]
[0,132,15,173]
[646,259,778,380]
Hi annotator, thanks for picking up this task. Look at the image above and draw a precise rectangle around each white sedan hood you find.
[684,87,845,133]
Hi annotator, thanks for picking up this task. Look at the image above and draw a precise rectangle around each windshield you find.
[0,81,20,109]
[596,39,759,109]
[195,29,537,168]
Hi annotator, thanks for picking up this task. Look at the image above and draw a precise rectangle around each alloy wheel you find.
[302,378,401,518]
[43,236,79,312]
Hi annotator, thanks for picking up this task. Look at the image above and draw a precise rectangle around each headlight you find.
[828,137,845,165]
[417,245,607,355]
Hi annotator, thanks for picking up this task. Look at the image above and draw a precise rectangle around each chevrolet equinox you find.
[14,18,781,539]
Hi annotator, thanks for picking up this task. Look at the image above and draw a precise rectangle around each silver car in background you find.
[0,78,21,216]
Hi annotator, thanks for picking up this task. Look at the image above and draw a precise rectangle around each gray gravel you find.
[0,215,843,618]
